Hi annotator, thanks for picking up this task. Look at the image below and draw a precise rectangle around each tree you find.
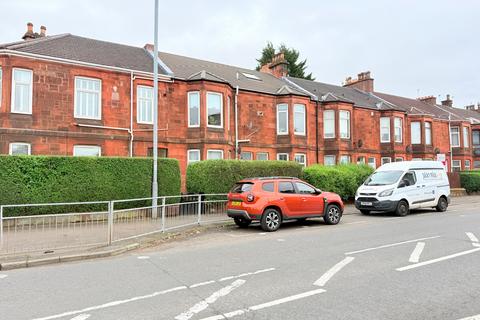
[256,42,315,80]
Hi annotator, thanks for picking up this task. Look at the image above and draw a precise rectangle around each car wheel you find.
[395,200,409,216]
[261,208,282,232]
[435,197,448,212]
[360,210,371,215]
[324,204,342,225]
[234,217,251,228]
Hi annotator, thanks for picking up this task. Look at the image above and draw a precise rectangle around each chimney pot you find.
[40,25,46,37]
[343,71,374,92]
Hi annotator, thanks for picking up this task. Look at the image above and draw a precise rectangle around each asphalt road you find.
[1,200,480,320]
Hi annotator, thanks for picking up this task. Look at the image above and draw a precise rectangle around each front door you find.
[294,181,324,216]
[278,181,303,216]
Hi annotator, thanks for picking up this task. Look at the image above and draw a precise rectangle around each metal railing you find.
[0,194,228,255]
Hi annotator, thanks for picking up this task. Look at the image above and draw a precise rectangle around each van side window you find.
[262,182,275,192]
[278,182,295,194]
[402,172,416,186]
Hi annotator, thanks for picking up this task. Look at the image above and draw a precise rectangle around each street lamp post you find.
[152,0,159,218]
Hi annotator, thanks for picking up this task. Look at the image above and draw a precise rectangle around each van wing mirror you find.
[398,180,408,188]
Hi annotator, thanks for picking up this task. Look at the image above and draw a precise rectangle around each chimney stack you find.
[417,95,437,105]
[40,25,47,37]
[22,22,36,40]
[441,94,453,107]
[259,52,288,78]
[343,71,374,93]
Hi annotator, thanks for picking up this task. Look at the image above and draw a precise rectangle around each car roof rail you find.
[245,176,300,180]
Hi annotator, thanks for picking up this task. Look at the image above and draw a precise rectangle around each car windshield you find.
[230,182,253,193]
[364,170,403,186]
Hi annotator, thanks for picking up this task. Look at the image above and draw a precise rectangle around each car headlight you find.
[378,188,394,197]
[355,189,359,197]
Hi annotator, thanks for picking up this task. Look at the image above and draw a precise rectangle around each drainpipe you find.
[234,74,239,160]
[448,113,453,172]
[129,71,135,157]
[315,100,319,164]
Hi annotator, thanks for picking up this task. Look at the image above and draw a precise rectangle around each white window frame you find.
[74,76,102,120]
[256,152,269,160]
[452,160,461,171]
[324,155,336,166]
[136,85,153,124]
[294,153,307,167]
[324,110,335,139]
[188,91,200,127]
[339,110,350,139]
[339,155,351,164]
[412,158,422,161]
[395,157,404,162]
[206,92,223,128]
[381,157,391,165]
[463,127,470,148]
[11,68,33,114]
[73,145,101,157]
[425,122,432,145]
[277,153,289,161]
[450,126,460,147]
[357,156,366,164]
[276,104,289,135]
[411,121,421,145]
[394,117,403,143]
[206,149,224,160]
[380,117,390,143]
[187,149,200,164]
[9,142,31,155]
[293,104,306,136]
[368,157,376,169]
[240,151,253,160]
[465,160,471,170]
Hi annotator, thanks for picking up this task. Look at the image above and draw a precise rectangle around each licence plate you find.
[231,201,242,206]
[361,202,373,206]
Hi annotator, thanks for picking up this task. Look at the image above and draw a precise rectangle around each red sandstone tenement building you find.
[1,24,480,182]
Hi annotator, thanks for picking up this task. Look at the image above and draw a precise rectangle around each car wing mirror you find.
[314,188,322,195]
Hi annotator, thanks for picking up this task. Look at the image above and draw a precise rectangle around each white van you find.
[355,161,450,216]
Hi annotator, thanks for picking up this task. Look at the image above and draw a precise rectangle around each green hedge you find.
[187,160,303,194]
[460,171,480,193]
[0,156,181,216]
[303,164,374,199]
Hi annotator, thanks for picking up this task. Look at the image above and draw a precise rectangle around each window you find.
[294,153,306,167]
[207,149,223,159]
[295,182,316,194]
[137,86,153,124]
[368,157,376,169]
[380,117,390,143]
[381,157,391,165]
[425,122,432,145]
[340,155,350,164]
[339,110,350,139]
[147,148,168,157]
[73,145,101,157]
[394,117,403,143]
[231,183,253,193]
[74,77,101,119]
[256,152,269,160]
[294,104,306,135]
[474,160,480,169]
[465,160,471,170]
[411,122,421,144]
[240,151,253,160]
[324,110,335,138]
[262,182,274,192]
[187,149,200,164]
[324,155,336,166]
[9,142,31,155]
[188,91,200,127]
[395,157,404,162]
[277,153,289,161]
[450,127,460,147]
[277,104,289,135]
[412,158,422,161]
[11,68,33,114]
[473,131,480,146]
[207,92,223,128]
[278,181,295,194]
[401,172,416,186]
[357,156,366,164]
[0,66,2,108]
[452,160,461,172]
[463,127,470,148]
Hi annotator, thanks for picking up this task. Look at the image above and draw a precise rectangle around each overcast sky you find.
[1,0,479,107]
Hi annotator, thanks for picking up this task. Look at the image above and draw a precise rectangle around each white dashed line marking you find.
[314,257,355,287]
[137,256,150,260]
[218,268,275,282]
[189,280,216,288]
[397,247,480,271]
[466,232,479,243]
[70,314,91,320]
[277,239,285,242]
[457,312,480,319]
[259,233,267,235]
[345,236,440,255]
[408,242,425,263]
[0,274,8,279]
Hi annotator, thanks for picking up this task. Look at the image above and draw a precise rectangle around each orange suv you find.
[227,177,344,232]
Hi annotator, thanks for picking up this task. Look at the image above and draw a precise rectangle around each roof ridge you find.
[4,33,71,50]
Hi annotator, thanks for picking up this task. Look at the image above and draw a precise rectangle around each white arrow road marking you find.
[408,242,425,263]
[70,314,90,320]
[466,232,479,243]
[397,247,480,271]
[0,274,8,279]
[345,236,440,255]
[457,313,480,320]
[314,256,355,287]
[198,288,326,320]
[175,279,245,320]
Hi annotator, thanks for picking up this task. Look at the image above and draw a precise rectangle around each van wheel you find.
[395,200,409,217]
[324,204,342,225]
[435,197,448,212]
[234,217,251,228]
[360,210,371,215]
[261,209,282,232]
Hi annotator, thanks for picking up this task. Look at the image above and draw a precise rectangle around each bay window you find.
[187,150,200,164]
[394,117,402,142]
[207,149,223,159]
[206,92,223,128]
[277,153,289,161]
[324,110,335,138]
[450,127,460,147]
[277,104,289,135]
[294,153,307,167]
[339,110,350,139]
[380,117,390,143]
[188,91,200,127]
[324,155,336,166]
[410,122,421,144]
[294,104,306,135]
[463,127,470,148]
[425,122,432,145]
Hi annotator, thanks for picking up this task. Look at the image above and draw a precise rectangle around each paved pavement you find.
[1,198,480,320]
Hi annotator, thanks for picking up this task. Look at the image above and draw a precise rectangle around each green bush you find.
[0,156,180,216]
[303,164,374,199]
[460,171,480,193]
[187,160,303,194]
